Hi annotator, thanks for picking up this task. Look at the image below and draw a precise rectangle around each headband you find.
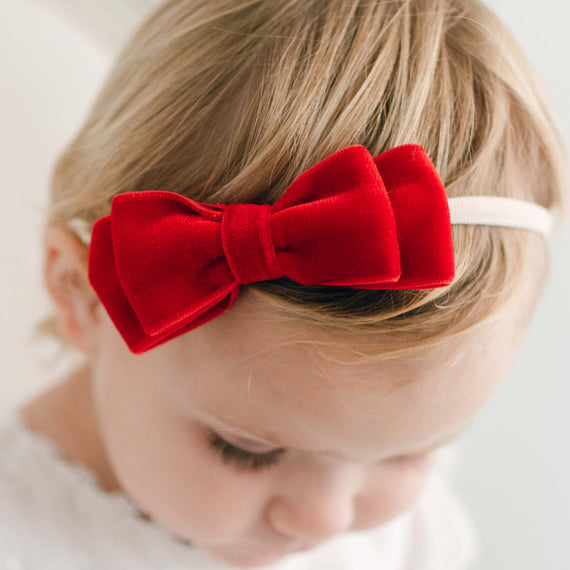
[69,144,553,354]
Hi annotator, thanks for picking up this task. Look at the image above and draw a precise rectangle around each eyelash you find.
[206,431,283,471]
[206,431,431,473]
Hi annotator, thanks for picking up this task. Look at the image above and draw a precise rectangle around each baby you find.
[2,0,568,569]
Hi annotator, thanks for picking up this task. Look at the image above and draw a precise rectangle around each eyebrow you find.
[200,408,473,460]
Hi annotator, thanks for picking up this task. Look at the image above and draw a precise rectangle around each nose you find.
[265,461,362,543]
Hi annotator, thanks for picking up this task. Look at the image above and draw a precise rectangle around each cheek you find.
[353,461,432,530]
[94,380,267,543]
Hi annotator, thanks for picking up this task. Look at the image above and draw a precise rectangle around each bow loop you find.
[269,145,401,285]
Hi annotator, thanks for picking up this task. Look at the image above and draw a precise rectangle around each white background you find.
[1,1,568,568]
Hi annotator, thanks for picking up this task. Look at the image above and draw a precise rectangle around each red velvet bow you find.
[88,143,454,354]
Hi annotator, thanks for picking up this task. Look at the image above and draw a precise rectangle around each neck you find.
[19,361,122,494]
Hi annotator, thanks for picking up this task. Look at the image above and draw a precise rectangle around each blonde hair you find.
[31,0,569,365]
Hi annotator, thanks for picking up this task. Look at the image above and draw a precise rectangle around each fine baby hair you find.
[32,0,568,366]
[32,0,566,359]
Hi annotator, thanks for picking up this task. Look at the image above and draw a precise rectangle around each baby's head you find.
[32,0,568,567]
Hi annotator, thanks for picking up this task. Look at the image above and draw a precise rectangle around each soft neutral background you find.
[1,1,569,568]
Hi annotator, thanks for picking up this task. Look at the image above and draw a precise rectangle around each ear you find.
[43,225,102,354]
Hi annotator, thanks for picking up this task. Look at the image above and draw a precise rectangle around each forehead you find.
[159,292,519,460]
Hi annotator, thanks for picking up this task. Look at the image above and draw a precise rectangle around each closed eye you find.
[206,430,285,471]
[206,430,433,473]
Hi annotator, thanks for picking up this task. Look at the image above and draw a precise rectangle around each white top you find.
[0,408,479,569]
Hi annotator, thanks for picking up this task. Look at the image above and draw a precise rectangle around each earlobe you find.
[43,225,101,354]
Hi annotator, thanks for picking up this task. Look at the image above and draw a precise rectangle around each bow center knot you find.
[221,203,284,284]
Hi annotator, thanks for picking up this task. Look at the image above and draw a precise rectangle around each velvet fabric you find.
[88,144,454,354]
